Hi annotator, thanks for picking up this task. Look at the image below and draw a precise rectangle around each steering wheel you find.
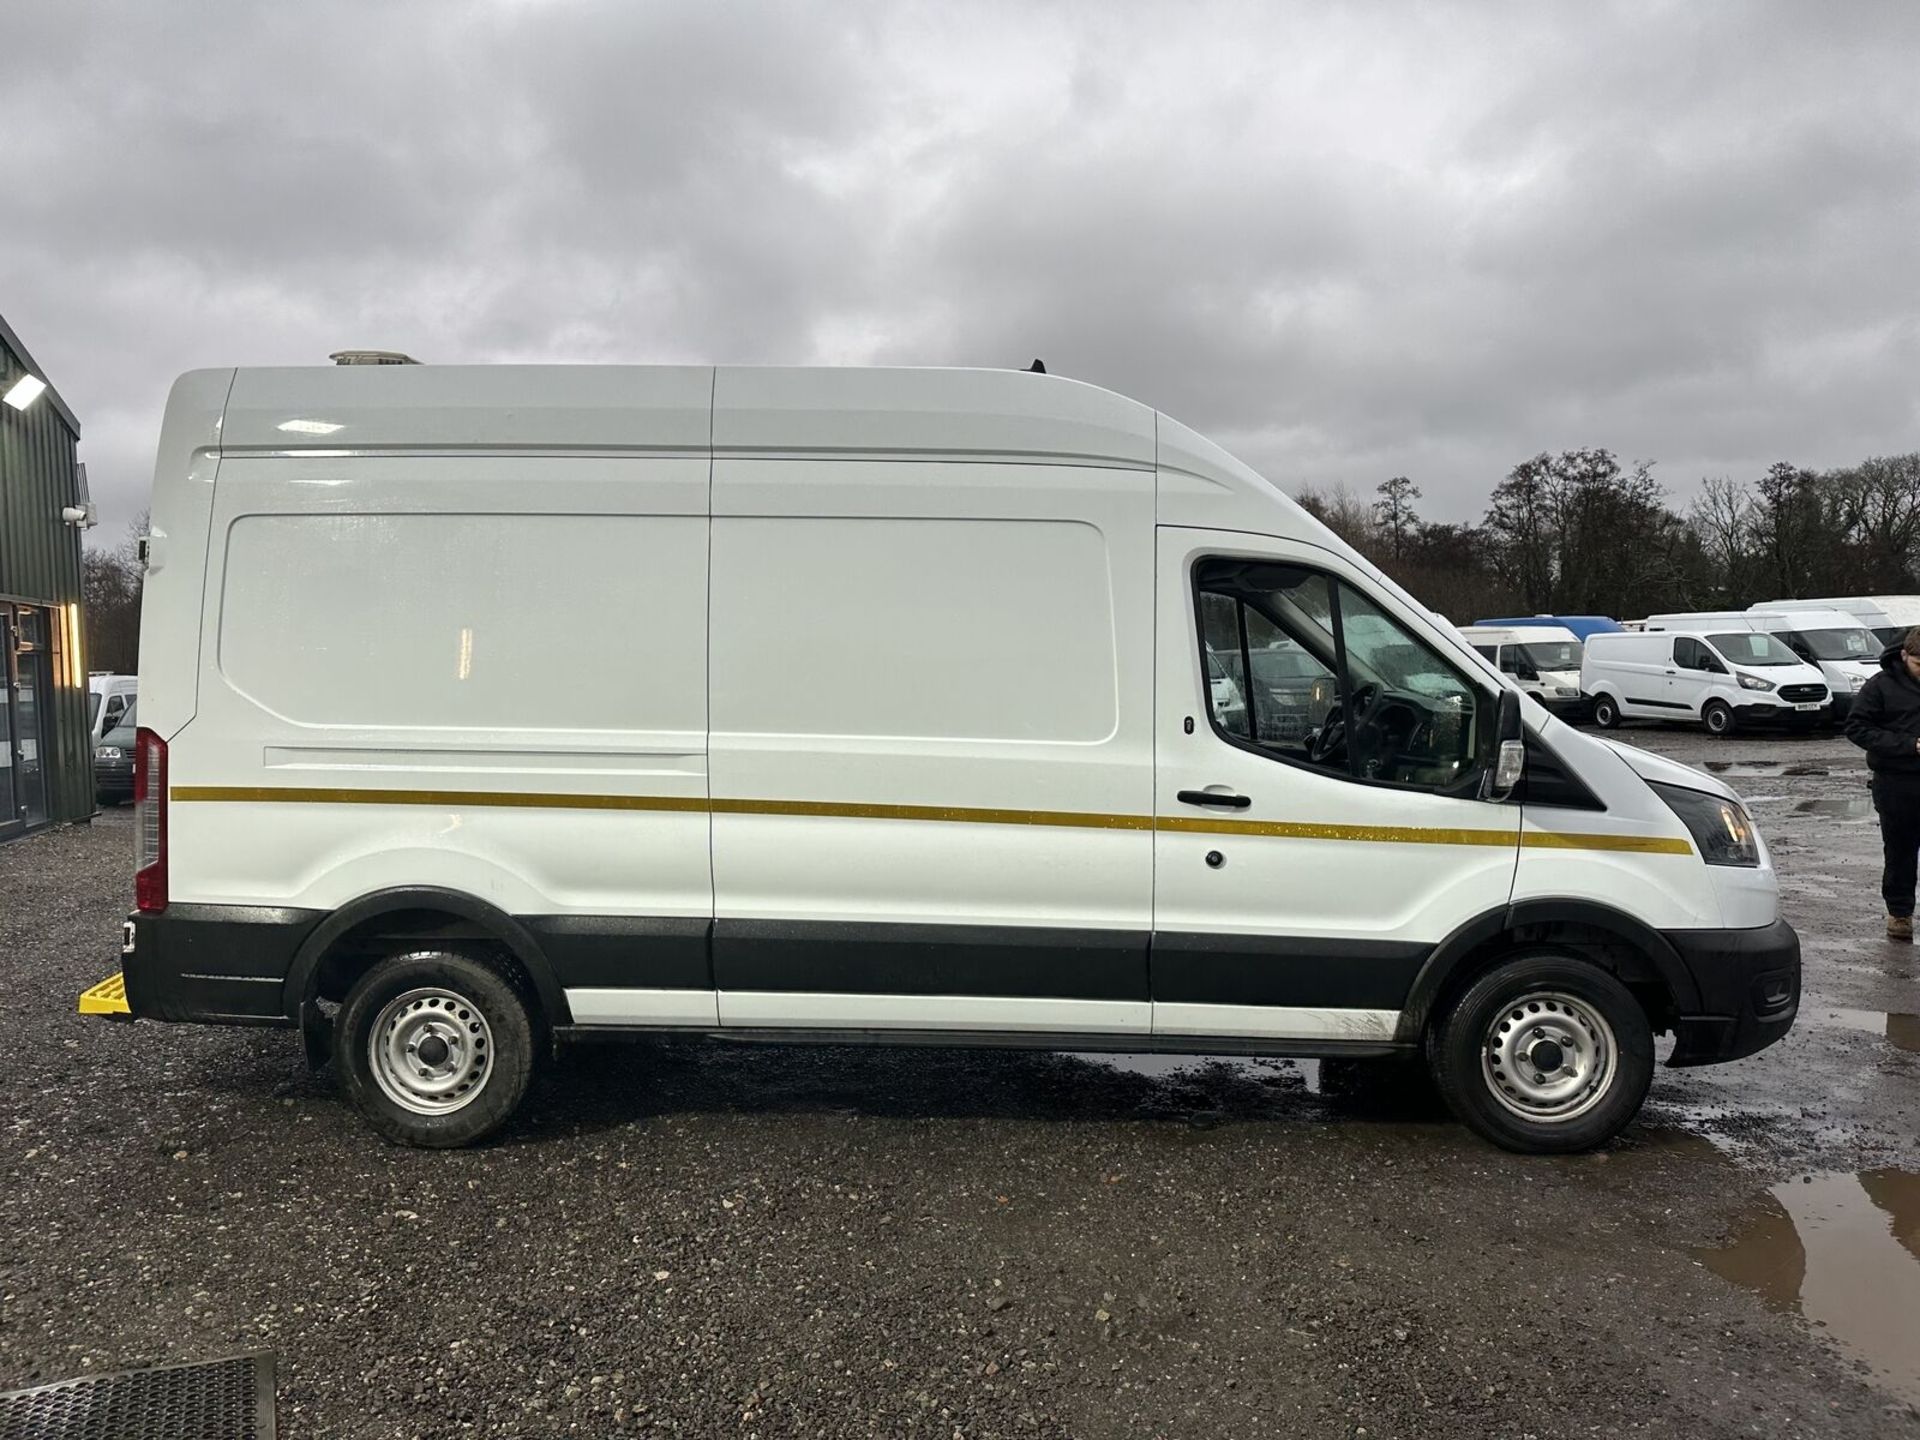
[1309,683,1379,765]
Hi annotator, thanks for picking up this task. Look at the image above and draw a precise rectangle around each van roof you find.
[220,364,1163,467]
[171,361,1363,571]
[1457,624,1578,640]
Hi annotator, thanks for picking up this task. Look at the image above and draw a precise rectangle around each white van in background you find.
[87,674,137,742]
[1646,611,1876,719]
[93,362,1801,1155]
[1458,624,1588,720]
[1744,609,1879,716]
[1584,627,1829,735]
[1748,596,1920,648]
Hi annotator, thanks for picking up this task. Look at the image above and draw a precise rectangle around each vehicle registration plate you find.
[1793,702,1820,711]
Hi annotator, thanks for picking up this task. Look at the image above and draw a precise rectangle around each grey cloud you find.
[2,0,1916,540]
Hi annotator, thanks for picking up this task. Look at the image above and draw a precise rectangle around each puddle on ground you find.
[1806,1007,1920,1053]
[1792,796,1875,818]
[1701,760,1831,778]
[1697,1168,1920,1405]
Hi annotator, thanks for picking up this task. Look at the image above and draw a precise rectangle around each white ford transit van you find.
[1584,627,1829,734]
[1750,596,1920,647]
[1457,624,1588,720]
[1736,609,1878,716]
[87,673,137,742]
[95,365,1800,1154]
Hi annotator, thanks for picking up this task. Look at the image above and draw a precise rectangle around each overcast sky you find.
[4,1,1916,542]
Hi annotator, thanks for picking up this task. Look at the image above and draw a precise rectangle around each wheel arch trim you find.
[283,886,573,1026]
[1396,898,1701,1040]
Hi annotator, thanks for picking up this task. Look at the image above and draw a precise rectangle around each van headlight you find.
[1735,673,1775,692]
[1649,783,1760,867]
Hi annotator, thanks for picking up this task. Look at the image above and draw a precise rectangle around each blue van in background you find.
[1476,615,1624,642]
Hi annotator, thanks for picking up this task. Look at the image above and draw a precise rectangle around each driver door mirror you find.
[1483,689,1525,801]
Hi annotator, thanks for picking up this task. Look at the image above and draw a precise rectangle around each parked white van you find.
[1646,610,1875,719]
[1457,624,1589,720]
[94,364,1799,1153]
[87,673,136,742]
[1749,595,1920,647]
[1584,628,1829,735]
[1737,610,1878,716]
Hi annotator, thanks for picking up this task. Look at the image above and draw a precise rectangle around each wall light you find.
[4,373,48,411]
[64,603,85,687]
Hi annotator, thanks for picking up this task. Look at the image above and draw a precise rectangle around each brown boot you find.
[1889,915,1914,942]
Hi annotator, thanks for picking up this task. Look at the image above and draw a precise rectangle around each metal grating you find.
[0,1352,274,1440]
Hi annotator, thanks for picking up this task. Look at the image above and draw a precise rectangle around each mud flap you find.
[300,999,334,1072]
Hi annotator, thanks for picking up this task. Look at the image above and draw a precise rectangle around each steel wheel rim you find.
[1481,990,1617,1123]
[369,986,494,1116]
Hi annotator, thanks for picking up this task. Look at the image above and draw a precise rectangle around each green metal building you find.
[0,311,92,840]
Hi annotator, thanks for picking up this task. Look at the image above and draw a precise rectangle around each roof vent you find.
[329,350,421,366]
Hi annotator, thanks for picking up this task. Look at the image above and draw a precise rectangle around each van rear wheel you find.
[1428,955,1653,1154]
[1591,695,1620,729]
[335,949,537,1147]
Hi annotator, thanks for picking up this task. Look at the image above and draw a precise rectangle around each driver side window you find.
[1195,558,1481,791]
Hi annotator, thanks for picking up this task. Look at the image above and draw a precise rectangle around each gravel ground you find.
[2,729,1917,1438]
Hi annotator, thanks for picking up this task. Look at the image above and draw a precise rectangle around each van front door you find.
[1151,529,1521,1043]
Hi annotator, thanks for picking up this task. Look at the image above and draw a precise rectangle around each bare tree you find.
[81,511,147,675]
[1371,475,1422,561]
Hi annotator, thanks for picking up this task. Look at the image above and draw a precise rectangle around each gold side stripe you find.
[171,785,1692,854]
[1158,816,1517,847]
[709,796,1153,830]
[1520,830,1694,856]
[171,785,710,814]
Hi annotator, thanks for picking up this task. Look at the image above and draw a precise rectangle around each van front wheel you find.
[1428,955,1653,1153]
[1591,695,1620,729]
[1702,700,1734,736]
[335,949,537,1147]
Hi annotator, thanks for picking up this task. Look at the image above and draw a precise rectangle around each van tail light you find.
[133,727,168,913]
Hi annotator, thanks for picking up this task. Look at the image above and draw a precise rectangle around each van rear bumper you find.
[121,905,322,1026]
[1663,919,1800,1066]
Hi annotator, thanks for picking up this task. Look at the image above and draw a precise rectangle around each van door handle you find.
[1177,789,1252,809]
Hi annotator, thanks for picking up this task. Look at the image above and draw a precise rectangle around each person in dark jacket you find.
[1842,630,1920,940]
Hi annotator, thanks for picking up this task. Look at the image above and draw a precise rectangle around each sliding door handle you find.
[1177,789,1252,809]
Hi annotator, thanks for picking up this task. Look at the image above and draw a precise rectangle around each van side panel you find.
[706,458,1155,1032]
[172,454,715,1017]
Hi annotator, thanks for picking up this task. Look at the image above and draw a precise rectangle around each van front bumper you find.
[1663,919,1800,1065]
[120,905,322,1026]
[1540,694,1593,722]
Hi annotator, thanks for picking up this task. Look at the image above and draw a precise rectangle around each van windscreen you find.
[1513,641,1580,672]
[1791,627,1877,661]
[1709,633,1799,667]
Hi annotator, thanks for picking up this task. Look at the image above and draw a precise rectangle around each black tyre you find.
[1428,954,1654,1154]
[1591,694,1620,729]
[335,948,538,1147]
[1702,700,1734,737]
